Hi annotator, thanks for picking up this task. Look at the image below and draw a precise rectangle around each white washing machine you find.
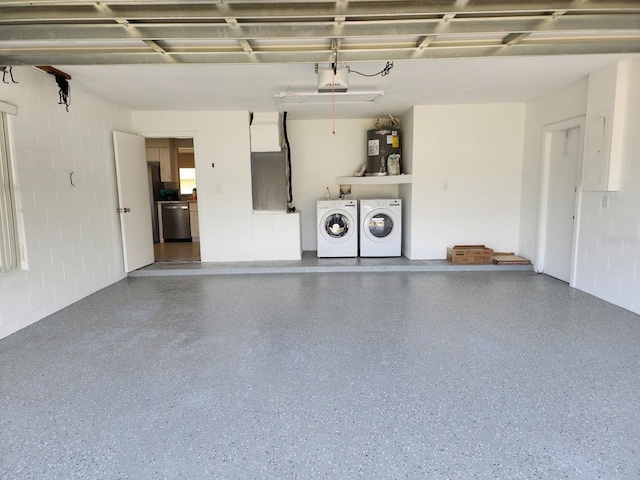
[359,199,402,257]
[317,200,358,257]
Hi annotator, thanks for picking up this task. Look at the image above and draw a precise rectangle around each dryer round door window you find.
[364,210,398,242]
[320,212,355,243]
[367,213,393,237]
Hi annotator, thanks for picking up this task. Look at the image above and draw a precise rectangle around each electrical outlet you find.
[602,195,609,208]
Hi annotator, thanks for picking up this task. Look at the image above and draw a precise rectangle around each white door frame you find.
[535,116,585,287]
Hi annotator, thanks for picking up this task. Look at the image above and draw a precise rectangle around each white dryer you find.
[359,199,402,257]
[317,200,358,257]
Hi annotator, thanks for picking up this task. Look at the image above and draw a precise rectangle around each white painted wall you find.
[287,119,400,251]
[0,66,131,340]
[518,78,589,264]
[574,59,640,314]
[131,111,255,262]
[405,104,526,259]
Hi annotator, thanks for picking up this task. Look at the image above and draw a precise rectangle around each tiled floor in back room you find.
[1,271,639,479]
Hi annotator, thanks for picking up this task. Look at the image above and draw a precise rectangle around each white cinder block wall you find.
[521,58,640,315]
[575,59,640,314]
[0,67,132,340]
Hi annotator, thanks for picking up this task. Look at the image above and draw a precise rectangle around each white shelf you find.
[336,174,412,185]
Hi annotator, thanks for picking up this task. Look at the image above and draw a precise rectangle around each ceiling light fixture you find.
[274,90,384,105]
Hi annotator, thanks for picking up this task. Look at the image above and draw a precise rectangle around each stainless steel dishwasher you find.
[161,202,191,241]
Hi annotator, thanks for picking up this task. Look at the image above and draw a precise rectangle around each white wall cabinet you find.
[189,202,199,241]
[583,61,628,192]
[252,212,301,260]
[146,147,172,181]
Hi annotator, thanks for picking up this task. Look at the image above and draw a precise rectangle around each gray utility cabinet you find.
[251,148,288,212]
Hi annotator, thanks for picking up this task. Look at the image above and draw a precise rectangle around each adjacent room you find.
[1,1,639,478]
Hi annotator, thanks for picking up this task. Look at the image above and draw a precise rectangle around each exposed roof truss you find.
[0,1,639,65]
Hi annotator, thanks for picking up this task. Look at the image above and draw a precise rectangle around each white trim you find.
[0,112,19,273]
[535,116,585,288]
[0,101,17,116]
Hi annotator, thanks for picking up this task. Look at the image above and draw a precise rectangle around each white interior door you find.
[544,126,581,282]
[113,131,154,272]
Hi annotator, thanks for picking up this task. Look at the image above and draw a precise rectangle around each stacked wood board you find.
[492,253,531,265]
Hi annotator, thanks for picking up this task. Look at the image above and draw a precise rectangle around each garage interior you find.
[1,1,640,478]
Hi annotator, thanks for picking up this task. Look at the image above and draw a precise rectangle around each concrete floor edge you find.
[130,251,534,277]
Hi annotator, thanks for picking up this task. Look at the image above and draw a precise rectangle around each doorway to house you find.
[538,117,584,285]
[146,137,201,263]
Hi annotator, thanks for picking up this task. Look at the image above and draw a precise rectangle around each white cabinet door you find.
[189,203,199,239]
[145,147,172,181]
[583,114,608,190]
[158,148,172,182]
[145,147,159,162]
[583,61,628,191]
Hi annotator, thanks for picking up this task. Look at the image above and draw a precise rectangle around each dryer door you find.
[363,209,398,243]
[320,211,355,243]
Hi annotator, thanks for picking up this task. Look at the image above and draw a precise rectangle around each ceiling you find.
[1,1,639,119]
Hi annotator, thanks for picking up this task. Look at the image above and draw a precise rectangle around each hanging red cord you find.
[332,90,336,135]
[332,69,336,135]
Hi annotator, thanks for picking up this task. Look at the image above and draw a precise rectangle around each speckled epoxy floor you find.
[1,271,639,479]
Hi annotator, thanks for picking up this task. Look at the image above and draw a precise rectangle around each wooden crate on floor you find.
[446,245,494,264]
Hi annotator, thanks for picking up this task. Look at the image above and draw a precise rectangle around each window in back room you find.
[179,167,196,195]
[177,146,196,197]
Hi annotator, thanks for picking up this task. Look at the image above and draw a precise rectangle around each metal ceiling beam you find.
[2,15,639,42]
[1,1,640,23]
[2,39,639,66]
[0,1,638,67]
[416,35,435,49]
[503,33,531,46]
[143,40,167,55]
[239,39,254,53]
